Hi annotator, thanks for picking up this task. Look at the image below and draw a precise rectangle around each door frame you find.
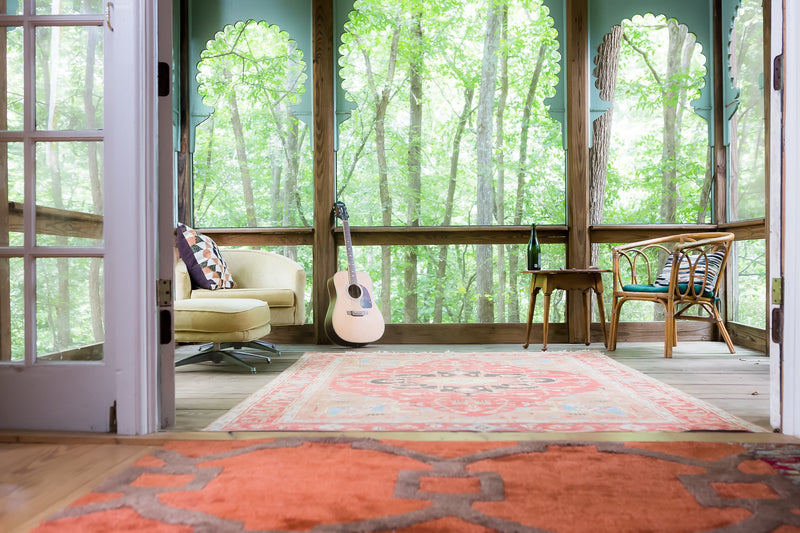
[107,0,161,435]
[780,0,800,438]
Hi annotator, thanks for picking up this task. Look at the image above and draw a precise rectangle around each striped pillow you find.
[653,250,725,293]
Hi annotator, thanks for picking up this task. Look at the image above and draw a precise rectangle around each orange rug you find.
[32,438,800,532]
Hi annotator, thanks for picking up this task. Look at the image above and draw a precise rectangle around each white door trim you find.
[105,0,160,435]
[781,0,800,438]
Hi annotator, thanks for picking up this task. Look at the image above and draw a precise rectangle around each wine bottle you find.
[527,224,541,270]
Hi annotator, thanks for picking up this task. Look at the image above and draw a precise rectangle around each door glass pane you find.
[0,257,23,362]
[36,0,103,15]
[36,257,103,361]
[2,26,24,130]
[35,141,103,246]
[2,142,23,247]
[35,26,103,131]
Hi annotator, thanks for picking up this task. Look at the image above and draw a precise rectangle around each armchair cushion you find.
[176,223,235,290]
[653,250,725,293]
[191,287,295,307]
[623,282,713,298]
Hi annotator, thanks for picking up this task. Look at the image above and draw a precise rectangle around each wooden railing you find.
[6,201,103,239]
[198,220,767,349]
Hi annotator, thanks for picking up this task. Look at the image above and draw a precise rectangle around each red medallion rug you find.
[31,438,800,532]
[206,351,764,433]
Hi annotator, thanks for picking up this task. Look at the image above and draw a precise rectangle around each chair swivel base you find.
[176,341,280,374]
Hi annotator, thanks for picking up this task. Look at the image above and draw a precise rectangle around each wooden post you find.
[312,0,337,343]
[176,0,191,225]
[713,0,727,228]
[0,2,10,361]
[713,0,730,332]
[566,0,590,343]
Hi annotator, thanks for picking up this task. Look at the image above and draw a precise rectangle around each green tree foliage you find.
[188,4,765,328]
[194,20,312,229]
[603,14,710,225]
[728,0,766,328]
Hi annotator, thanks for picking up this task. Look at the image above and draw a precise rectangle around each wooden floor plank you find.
[0,443,152,533]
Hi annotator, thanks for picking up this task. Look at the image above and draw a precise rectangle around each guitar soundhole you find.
[347,284,363,299]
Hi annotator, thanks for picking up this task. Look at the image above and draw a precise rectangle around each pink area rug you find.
[206,351,765,432]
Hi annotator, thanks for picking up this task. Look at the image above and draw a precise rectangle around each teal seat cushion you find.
[623,283,714,298]
[623,283,667,293]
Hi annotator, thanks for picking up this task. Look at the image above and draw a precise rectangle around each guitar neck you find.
[341,218,358,285]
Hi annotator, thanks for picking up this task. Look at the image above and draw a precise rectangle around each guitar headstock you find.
[332,201,349,221]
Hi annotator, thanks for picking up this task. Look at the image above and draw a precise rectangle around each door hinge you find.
[158,61,171,97]
[157,278,172,307]
[772,308,783,344]
[771,277,783,305]
[773,54,783,91]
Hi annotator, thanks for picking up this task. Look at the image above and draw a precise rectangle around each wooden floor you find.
[174,341,773,431]
[0,341,788,533]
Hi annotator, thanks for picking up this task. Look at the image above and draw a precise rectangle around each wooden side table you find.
[522,269,610,350]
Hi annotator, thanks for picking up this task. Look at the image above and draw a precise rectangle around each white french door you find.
[0,0,159,433]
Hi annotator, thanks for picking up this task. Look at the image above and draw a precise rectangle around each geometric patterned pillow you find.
[653,250,725,294]
[176,223,235,290]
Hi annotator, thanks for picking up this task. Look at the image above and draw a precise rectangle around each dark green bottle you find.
[527,224,541,270]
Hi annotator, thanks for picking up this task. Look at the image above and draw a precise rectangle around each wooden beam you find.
[591,222,764,243]
[336,225,568,246]
[713,0,727,227]
[199,227,314,247]
[566,0,590,342]
[7,202,103,239]
[312,0,336,343]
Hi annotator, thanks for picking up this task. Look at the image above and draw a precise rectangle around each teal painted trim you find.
[722,0,742,146]
[334,0,356,152]
[542,0,567,148]
[587,0,715,144]
[186,0,313,152]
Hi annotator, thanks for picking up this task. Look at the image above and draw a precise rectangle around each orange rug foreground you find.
[32,438,800,532]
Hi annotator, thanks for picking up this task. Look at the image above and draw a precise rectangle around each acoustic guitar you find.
[325,201,386,346]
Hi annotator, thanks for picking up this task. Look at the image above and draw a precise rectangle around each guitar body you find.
[325,270,385,347]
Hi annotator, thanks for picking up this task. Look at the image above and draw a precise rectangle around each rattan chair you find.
[608,232,736,358]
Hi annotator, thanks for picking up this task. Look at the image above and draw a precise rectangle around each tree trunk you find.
[361,17,402,322]
[509,43,546,321]
[589,25,622,267]
[494,5,509,322]
[228,74,258,228]
[404,12,423,323]
[433,88,474,323]
[475,1,502,323]
[660,20,687,225]
[43,24,71,351]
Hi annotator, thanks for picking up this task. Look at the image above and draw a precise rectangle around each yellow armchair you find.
[174,249,305,373]
[176,249,305,326]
